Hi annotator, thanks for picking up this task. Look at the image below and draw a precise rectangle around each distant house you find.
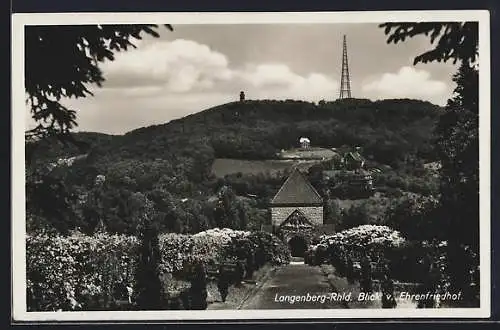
[270,169,325,257]
[299,137,311,149]
[346,169,374,191]
[343,151,365,170]
[324,169,374,199]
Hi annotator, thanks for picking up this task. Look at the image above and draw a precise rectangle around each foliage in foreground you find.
[26,228,289,311]
[315,224,406,257]
[25,24,173,144]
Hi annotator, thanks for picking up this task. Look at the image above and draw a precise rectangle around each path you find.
[240,261,348,309]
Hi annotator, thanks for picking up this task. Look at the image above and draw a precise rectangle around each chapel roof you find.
[271,169,323,205]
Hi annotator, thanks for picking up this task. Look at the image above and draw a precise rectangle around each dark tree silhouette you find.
[135,222,163,310]
[134,197,163,310]
[188,262,208,310]
[24,24,173,235]
[379,22,478,64]
[436,62,479,247]
[380,21,480,303]
[26,168,75,234]
[217,264,230,302]
[25,24,173,155]
[436,62,479,302]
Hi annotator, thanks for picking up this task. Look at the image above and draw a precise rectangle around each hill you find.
[26,98,443,235]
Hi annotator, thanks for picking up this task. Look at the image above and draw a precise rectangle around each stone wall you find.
[271,206,323,226]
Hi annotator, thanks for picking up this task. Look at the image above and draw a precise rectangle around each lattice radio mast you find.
[339,35,352,99]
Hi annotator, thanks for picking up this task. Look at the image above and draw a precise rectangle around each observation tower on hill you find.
[339,35,352,99]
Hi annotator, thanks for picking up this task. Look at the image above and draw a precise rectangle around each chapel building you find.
[270,168,333,257]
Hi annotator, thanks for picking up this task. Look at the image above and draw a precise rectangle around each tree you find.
[134,195,163,310]
[214,185,241,229]
[188,262,208,310]
[385,195,440,242]
[381,23,480,247]
[435,62,479,302]
[25,24,173,159]
[24,24,174,234]
[324,199,341,226]
[81,175,107,234]
[380,21,480,302]
[26,166,76,234]
[435,62,479,248]
[340,204,370,230]
[379,22,478,65]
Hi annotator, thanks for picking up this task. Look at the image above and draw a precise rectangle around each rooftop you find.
[271,169,323,205]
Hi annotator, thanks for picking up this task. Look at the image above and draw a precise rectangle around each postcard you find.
[11,10,491,322]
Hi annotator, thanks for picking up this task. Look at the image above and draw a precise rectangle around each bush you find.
[339,204,370,230]
[321,225,405,250]
[385,194,439,241]
[309,225,406,270]
[27,228,290,311]
[248,231,291,266]
[385,241,430,282]
[27,230,139,311]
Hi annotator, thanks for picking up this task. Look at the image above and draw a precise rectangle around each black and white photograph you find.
[12,11,490,321]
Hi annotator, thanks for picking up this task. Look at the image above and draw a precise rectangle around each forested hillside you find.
[26,98,443,235]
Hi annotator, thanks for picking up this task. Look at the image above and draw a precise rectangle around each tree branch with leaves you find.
[379,22,478,65]
[380,21,480,305]
[25,24,173,158]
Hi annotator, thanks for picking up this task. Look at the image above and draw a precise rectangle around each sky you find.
[26,23,460,135]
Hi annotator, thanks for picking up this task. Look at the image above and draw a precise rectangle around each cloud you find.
[26,38,343,134]
[99,39,338,102]
[100,39,233,93]
[242,63,303,88]
[58,91,236,135]
[362,66,448,103]
[238,63,338,101]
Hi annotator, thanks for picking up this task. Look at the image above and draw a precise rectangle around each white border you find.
[12,10,491,322]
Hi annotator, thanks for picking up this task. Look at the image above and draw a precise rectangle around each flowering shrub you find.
[27,230,139,311]
[158,233,192,274]
[26,228,289,311]
[319,225,406,250]
[313,225,405,253]
[307,225,406,268]
[192,228,249,265]
[248,231,291,265]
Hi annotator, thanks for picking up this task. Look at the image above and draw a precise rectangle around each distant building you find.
[94,174,106,186]
[346,169,374,192]
[323,169,374,199]
[343,151,365,170]
[299,137,310,149]
[270,169,332,257]
[240,91,245,102]
[323,146,374,199]
[271,169,323,227]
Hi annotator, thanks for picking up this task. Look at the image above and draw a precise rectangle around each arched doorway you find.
[288,236,308,257]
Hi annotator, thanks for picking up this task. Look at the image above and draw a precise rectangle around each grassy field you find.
[211,158,322,178]
[278,147,338,160]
